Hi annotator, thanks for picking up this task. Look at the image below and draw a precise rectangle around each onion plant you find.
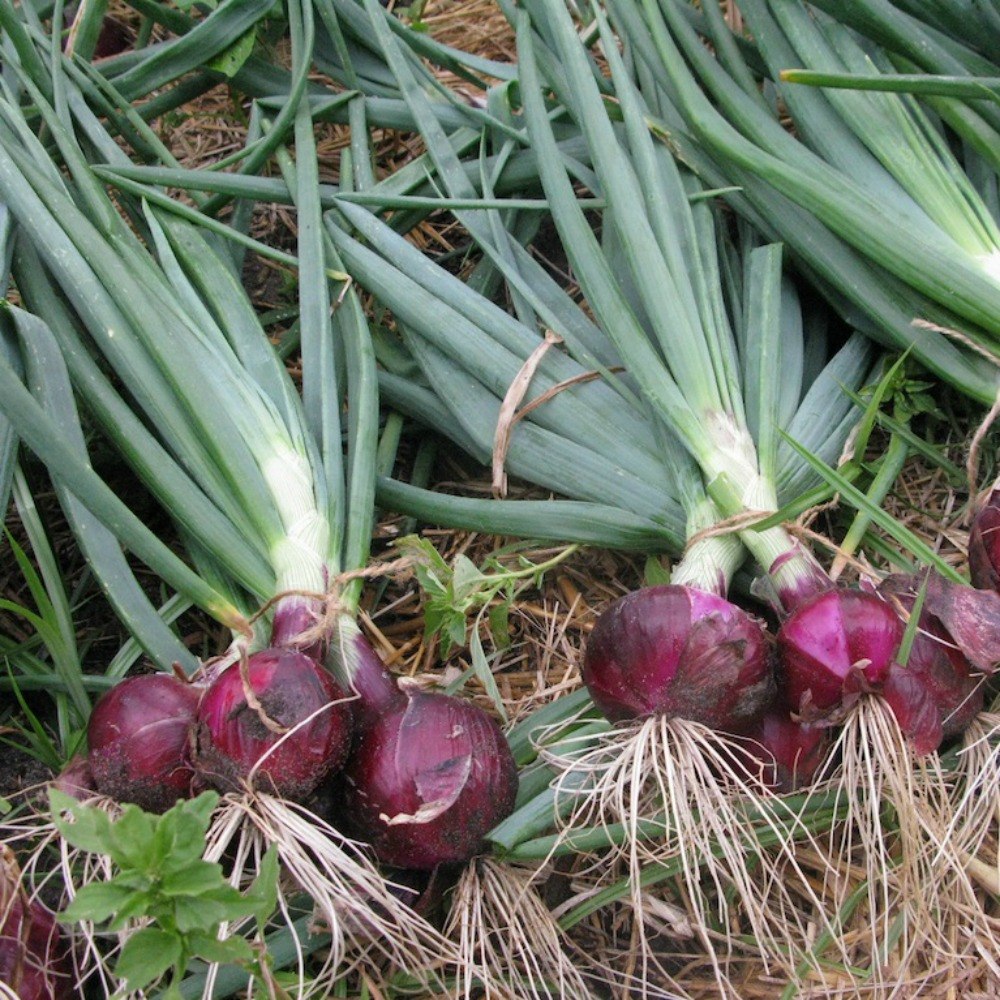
[313,0,895,989]
[613,0,1000,970]
[0,10,501,993]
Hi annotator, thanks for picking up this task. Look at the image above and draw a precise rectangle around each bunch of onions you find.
[322,0,878,985]
[774,579,989,965]
[325,0,1000,989]
[0,46,511,991]
[513,6,1000,987]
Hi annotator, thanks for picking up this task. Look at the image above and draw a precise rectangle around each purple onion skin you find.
[269,604,406,731]
[338,689,518,871]
[0,896,72,1000]
[777,589,903,716]
[87,674,200,813]
[968,489,1000,592]
[269,601,324,663]
[766,547,834,613]
[742,710,831,793]
[52,755,97,801]
[882,624,984,755]
[194,648,353,801]
[582,585,775,731]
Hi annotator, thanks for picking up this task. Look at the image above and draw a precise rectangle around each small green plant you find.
[51,789,280,999]
[397,536,578,656]
[396,536,578,718]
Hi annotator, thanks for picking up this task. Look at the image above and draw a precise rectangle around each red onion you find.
[881,625,984,755]
[334,625,407,736]
[582,584,774,731]
[339,689,518,870]
[194,648,353,800]
[1,858,72,1000]
[968,487,1000,592]
[87,673,199,813]
[741,709,831,793]
[777,589,903,716]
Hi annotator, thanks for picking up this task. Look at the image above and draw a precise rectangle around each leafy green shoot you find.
[397,535,579,655]
[52,789,279,999]
[395,535,578,716]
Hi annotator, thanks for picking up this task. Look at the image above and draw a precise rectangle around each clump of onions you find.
[777,584,980,968]
[779,584,984,753]
[87,673,200,813]
[1,853,72,1000]
[741,710,831,793]
[194,648,353,801]
[583,584,775,729]
[339,687,518,870]
[541,582,836,969]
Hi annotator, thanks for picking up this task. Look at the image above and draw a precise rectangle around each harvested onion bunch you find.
[0,24,517,992]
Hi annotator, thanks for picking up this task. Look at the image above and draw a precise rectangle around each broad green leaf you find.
[109,891,163,931]
[186,931,254,965]
[115,927,183,992]
[49,790,113,854]
[242,846,279,925]
[488,602,511,650]
[396,534,450,576]
[60,882,134,924]
[159,860,231,898]
[445,611,467,653]
[451,554,487,603]
[172,892,255,933]
[106,805,157,870]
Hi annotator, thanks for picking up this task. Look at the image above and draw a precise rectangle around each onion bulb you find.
[87,673,199,813]
[1,852,72,1000]
[339,688,518,870]
[777,589,903,717]
[582,584,774,731]
[194,648,353,800]
[742,709,831,793]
